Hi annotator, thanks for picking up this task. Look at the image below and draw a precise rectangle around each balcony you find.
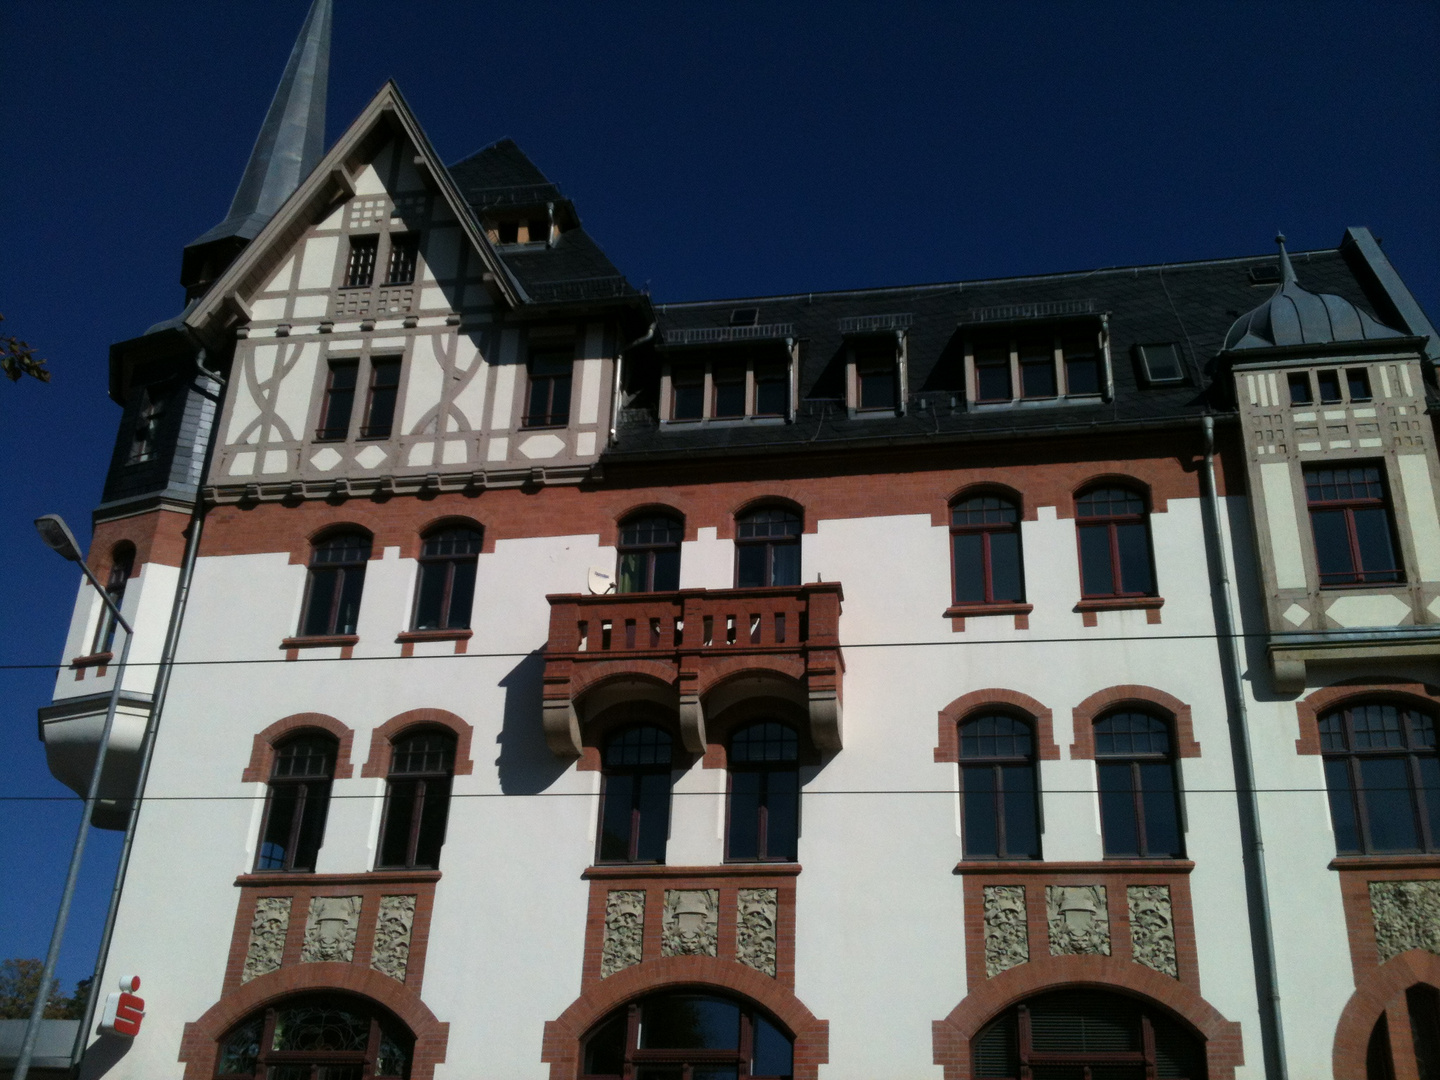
[542,583,843,757]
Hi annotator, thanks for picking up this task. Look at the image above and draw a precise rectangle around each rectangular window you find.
[496,221,519,244]
[316,361,358,441]
[974,342,1012,402]
[598,771,671,862]
[345,235,378,288]
[1347,368,1373,401]
[855,345,898,411]
[1317,368,1343,402]
[127,385,167,464]
[713,365,747,418]
[361,358,401,438]
[1063,334,1103,396]
[1137,344,1184,384]
[385,233,419,285]
[1018,337,1057,398]
[1304,464,1403,586]
[1288,372,1314,405]
[524,348,573,427]
[754,362,789,416]
[672,369,704,420]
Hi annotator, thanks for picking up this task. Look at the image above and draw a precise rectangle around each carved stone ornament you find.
[300,895,362,964]
[983,885,1029,977]
[241,896,292,983]
[1047,885,1111,956]
[736,889,779,977]
[661,889,719,958]
[600,890,646,978]
[1127,885,1178,977]
[371,895,417,982]
[1370,880,1440,963]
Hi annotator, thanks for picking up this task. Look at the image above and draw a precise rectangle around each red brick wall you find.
[934,688,1061,763]
[1069,685,1201,759]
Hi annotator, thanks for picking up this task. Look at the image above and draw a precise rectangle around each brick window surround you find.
[934,689,1061,764]
[1332,949,1440,1080]
[1069,685,1201,759]
[242,713,357,783]
[1294,679,1440,755]
[360,709,475,778]
[178,962,449,1080]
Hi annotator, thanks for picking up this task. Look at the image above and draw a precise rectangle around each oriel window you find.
[727,722,800,862]
[1320,701,1439,855]
[384,233,419,286]
[345,235,379,288]
[360,357,401,438]
[959,714,1040,859]
[255,733,336,872]
[1305,464,1403,587]
[616,514,683,593]
[597,726,673,863]
[735,506,802,588]
[92,543,135,655]
[524,347,573,427]
[377,730,456,869]
[316,360,358,441]
[299,531,371,637]
[412,526,482,631]
[951,494,1024,604]
[1094,711,1184,858]
[1076,485,1156,598]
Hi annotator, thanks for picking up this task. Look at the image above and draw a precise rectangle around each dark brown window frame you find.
[1321,700,1439,856]
[316,360,359,442]
[214,993,412,1079]
[595,725,675,865]
[376,729,456,870]
[734,506,803,589]
[253,733,337,873]
[950,493,1025,606]
[725,722,801,863]
[969,326,1106,404]
[523,347,574,428]
[1075,485,1157,600]
[1304,463,1404,588]
[581,992,794,1080]
[616,513,684,594]
[664,353,793,422]
[359,356,402,439]
[411,526,483,631]
[1094,711,1185,860]
[298,531,372,638]
[957,713,1041,860]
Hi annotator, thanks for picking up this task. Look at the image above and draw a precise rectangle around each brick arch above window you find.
[1067,473,1166,518]
[1070,686,1200,759]
[406,514,492,558]
[287,523,379,565]
[934,689,1059,763]
[930,954,1243,1080]
[540,955,830,1080]
[1332,949,1440,1080]
[577,698,684,773]
[1295,679,1440,755]
[360,709,475,778]
[703,695,814,769]
[942,482,1035,523]
[720,493,812,539]
[176,964,450,1080]
[241,713,355,783]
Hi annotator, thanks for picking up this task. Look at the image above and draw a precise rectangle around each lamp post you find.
[13,515,135,1080]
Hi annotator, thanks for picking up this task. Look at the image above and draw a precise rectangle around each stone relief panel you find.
[736,889,779,977]
[1371,880,1440,963]
[1047,885,1111,957]
[300,895,362,964]
[1127,885,1178,977]
[662,889,719,958]
[601,890,646,978]
[983,885,1030,977]
[241,897,292,983]
[371,895,417,982]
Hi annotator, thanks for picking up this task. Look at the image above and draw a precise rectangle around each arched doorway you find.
[972,988,1207,1079]
[213,992,414,1079]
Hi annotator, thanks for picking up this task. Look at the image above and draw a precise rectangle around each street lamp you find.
[13,515,135,1080]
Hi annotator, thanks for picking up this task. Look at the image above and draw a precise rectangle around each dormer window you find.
[660,350,793,423]
[844,331,906,416]
[345,236,378,288]
[489,217,550,246]
[967,325,1108,403]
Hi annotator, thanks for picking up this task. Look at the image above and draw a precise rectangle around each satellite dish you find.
[588,567,615,594]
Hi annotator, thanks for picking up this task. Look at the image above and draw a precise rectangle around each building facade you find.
[36,4,1440,1078]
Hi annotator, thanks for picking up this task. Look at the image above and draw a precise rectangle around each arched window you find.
[728,722,800,862]
[255,732,337,872]
[959,714,1039,859]
[1076,485,1156,598]
[92,542,136,654]
[736,506,802,588]
[1095,711,1184,858]
[597,726,673,864]
[412,525,482,630]
[951,494,1024,605]
[583,991,794,1080]
[1320,700,1439,854]
[377,729,456,869]
[214,993,413,1079]
[300,530,371,637]
[617,513,683,593]
[972,988,1205,1080]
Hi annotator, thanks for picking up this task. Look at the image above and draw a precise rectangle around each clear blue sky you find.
[1,1,1436,990]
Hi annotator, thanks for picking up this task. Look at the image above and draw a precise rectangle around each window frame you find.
[661,350,794,424]
[92,543,136,654]
[967,325,1108,404]
[595,724,675,865]
[1320,700,1439,855]
[1074,484,1157,600]
[1304,463,1404,588]
[316,359,359,442]
[725,722,802,863]
[298,530,372,638]
[523,345,575,428]
[344,235,379,289]
[375,728,456,870]
[254,732,337,873]
[950,492,1026,606]
[852,337,900,413]
[581,992,794,1080]
[616,513,684,594]
[359,356,402,439]
[957,713,1041,860]
[1093,710,1186,859]
[213,993,413,1080]
[734,506,803,589]
[411,525,483,631]
[384,232,419,286]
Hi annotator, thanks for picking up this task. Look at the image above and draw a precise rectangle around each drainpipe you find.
[1199,414,1288,1080]
[70,347,227,1074]
[608,321,656,447]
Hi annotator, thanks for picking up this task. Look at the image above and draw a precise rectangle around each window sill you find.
[1075,596,1164,626]
[396,628,472,656]
[281,634,358,660]
[1329,854,1440,871]
[520,422,569,431]
[945,602,1032,632]
[584,863,802,879]
[70,652,114,669]
[236,869,442,887]
[1316,581,1408,590]
[954,859,1194,875]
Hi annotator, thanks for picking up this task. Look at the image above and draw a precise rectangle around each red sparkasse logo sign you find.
[97,976,144,1038]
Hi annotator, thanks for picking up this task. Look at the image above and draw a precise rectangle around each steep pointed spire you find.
[181,0,332,294]
[1275,232,1296,286]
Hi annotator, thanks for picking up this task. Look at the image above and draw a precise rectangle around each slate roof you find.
[447,140,639,305]
[609,246,1417,460]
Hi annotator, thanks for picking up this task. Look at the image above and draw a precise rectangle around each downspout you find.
[1199,414,1288,1080]
[70,347,228,1074]
[608,321,656,447]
